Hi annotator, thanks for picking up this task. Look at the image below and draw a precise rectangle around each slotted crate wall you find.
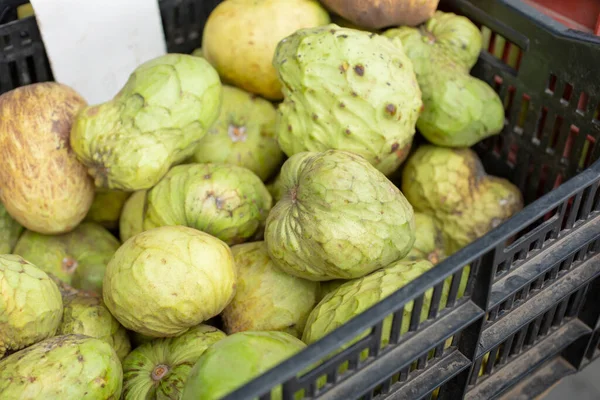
[0,0,599,399]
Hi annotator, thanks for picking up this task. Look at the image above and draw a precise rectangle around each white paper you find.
[30,0,167,105]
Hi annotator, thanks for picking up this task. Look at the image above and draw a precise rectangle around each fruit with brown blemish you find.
[121,324,226,399]
[222,242,319,338]
[384,11,504,147]
[265,150,415,281]
[402,145,523,254]
[321,0,439,29]
[0,82,94,234]
[191,85,284,181]
[102,226,236,337]
[140,163,272,246]
[202,0,330,100]
[274,24,422,175]
[70,54,222,191]
[0,334,123,399]
[0,255,63,358]
[13,222,121,294]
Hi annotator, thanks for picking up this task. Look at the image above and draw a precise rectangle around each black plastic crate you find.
[0,0,220,95]
[1,0,599,399]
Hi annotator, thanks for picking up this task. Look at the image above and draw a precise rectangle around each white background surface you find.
[29,0,168,105]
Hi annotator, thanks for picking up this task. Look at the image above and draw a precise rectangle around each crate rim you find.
[455,0,600,45]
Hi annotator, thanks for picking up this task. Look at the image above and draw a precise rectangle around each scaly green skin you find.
[383,11,504,147]
[13,222,121,294]
[70,54,223,191]
[191,85,284,181]
[182,331,306,400]
[265,150,415,281]
[119,190,147,243]
[103,225,236,337]
[0,334,122,399]
[402,145,523,254]
[302,259,469,355]
[122,324,226,400]
[143,163,272,246]
[58,292,131,361]
[274,24,422,176]
[403,212,446,264]
[85,189,131,230]
[223,242,319,338]
[0,255,63,358]
[0,203,23,254]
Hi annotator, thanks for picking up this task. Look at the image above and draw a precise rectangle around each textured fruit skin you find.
[103,226,237,337]
[302,259,469,352]
[70,54,222,191]
[143,163,272,246]
[202,0,330,100]
[191,85,284,181]
[0,82,94,234]
[182,331,306,400]
[58,292,131,361]
[0,255,63,358]
[274,24,422,176]
[322,0,439,29]
[223,242,319,338]
[119,190,147,243]
[402,145,523,253]
[122,324,226,400]
[403,212,446,264]
[85,189,131,230]
[384,12,504,147]
[13,222,121,294]
[266,150,415,281]
[0,334,122,399]
[266,173,285,203]
[0,203,23,253]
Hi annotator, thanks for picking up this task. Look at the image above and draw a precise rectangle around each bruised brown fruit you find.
[0,83,94,234]
[320,0,439,30]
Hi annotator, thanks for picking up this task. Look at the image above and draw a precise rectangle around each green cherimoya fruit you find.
[223,242,319,338]
[274,24,423,176]
[13,222,121,294]
[0,334,122,399]
[70,54,222,191]
[266,172,285,203]
[0,255,63,358]
[266,150,415,281]
[103,225,237,338]
[182,331,306,400]
[122,324,226,400]
[383,11,504,147]
[57,291,131,361]
[85,189,131,230]
[119,190,147,243]
[402,145,523,254]
[302,259,469,353]
[143,163,272,246]
[191,85,284,181]
[0,202,23,253]
[403,212,446,264]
